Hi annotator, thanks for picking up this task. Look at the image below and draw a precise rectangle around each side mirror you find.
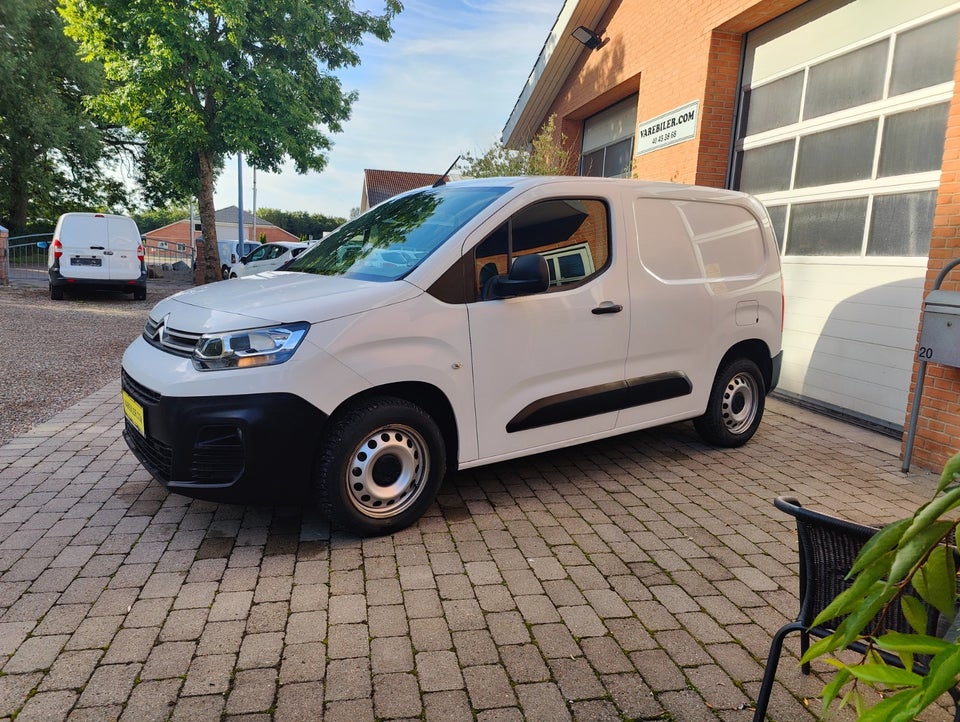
[487,254,549,299]
[36,241,49,249]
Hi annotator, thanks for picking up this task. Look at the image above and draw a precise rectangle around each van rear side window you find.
[634,198,766,284]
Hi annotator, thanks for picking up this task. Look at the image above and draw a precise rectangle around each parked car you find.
[46,212,146,300]
[121,176,783,536]
[229,241,309,278]
[214,239,258,279]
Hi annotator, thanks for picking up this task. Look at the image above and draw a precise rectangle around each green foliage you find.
[805,451,960,720]
[59,0,399,281]
[0,0,127,234]
[256,208,345,240]
[131,205,191,234]
[458,115,570,179]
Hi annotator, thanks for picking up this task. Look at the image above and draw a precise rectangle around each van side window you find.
[634,198,766,286]
[473,198,610,298]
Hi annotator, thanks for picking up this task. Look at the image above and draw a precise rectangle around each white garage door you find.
[733,0,960,431]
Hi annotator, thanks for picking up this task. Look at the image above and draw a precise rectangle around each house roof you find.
[213,206,277,227]
[362,169,448,208]
[501,0,612,148]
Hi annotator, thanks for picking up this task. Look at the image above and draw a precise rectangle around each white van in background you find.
[47,213,146,300]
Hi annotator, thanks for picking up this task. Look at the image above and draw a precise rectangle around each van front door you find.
[466,198,630,461]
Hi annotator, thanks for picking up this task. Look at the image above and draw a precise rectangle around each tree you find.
[131,205,192,235]
[805,451,960,720]
[458,115,570,179]
[256,208,345,240]
[0,0,126,234]
[60,0,400,283]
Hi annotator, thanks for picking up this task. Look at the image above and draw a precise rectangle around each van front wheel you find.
[693,358,765,447]
[314,397,446,537]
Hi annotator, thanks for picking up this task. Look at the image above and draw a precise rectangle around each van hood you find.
[150,272,422,332]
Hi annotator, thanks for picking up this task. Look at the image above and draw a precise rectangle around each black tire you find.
[133,287,146,301]
[229,272,237,279]
[221,265,230,279]
[50,284,63,300]
[314,397,446,536]
[693,358,765,447]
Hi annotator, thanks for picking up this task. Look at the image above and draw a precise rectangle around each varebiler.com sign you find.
[636,101,699,156]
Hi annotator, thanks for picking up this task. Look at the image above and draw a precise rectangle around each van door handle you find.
[90,245,105,250]
[592,303,623,315]
[103,250,114,255]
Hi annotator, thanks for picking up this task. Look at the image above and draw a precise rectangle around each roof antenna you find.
[432,155,461,187]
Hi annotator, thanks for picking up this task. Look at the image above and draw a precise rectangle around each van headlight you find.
[192,322,309,371]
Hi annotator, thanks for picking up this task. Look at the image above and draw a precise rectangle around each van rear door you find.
[58,214,110,280]
[106,215,143,281]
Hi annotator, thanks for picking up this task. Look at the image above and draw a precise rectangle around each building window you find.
[734,9,958,258]
[579,96,637,179]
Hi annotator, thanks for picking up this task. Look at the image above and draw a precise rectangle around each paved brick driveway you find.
[0,386,950,721]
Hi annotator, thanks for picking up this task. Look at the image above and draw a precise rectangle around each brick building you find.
[504,0,960,472]
[144,205,299,251]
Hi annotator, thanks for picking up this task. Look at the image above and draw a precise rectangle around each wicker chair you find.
[753,496,960,722]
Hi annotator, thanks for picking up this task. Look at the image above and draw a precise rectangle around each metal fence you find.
[4,234,194,285]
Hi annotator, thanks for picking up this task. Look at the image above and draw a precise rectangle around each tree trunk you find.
[196,150,221,285]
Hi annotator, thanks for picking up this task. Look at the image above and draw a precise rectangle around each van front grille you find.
[143,316,202,357]
[125,421,173,481]
[122,370,160,406]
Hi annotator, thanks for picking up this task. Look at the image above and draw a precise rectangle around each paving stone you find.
[423,689,473,722]
[280,642,325,684]
[101,626,159,664]
[324,656,371,701]
[0,672,43,717]
[76,662,139,707]
[371,636,414,674]
[464,664,516,710]
[373,672,422,719]
[119,678,181,722]
[181,653,235,696]
[416,649,463,691]
[140,641,195,680]
[3,633,68,673]
[225,668,278,715]
[275,681,324,722]
[237,631,284,670]
[15,689,77,722]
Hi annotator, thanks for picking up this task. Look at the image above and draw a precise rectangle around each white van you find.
[121,177,783,536]
[48,213,146,300]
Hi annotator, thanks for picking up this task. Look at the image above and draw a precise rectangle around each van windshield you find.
[285,185,508,281]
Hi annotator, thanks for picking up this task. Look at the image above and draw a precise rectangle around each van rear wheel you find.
[314,397,446,537]
[49,284,63,301]
[693,358,765,447]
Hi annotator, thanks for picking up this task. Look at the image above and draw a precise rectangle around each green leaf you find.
[901,487,960,547]
[821,666,852,714]
[917,645,960,709]
[850,518,909,576]
[901,594,930,634]
[889,520,955,584]
[913,545,958,616]
[937,450,960,494]
[858,689,924,722]
[845,662,923,687]
[874,631,953,656]
[803,583,894,665]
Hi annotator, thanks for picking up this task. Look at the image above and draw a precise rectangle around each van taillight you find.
[231,254,237,264]
[137,244,144,262]
[53,240,63,259]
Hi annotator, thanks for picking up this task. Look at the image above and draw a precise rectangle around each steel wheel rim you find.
[721,372,758,434]
[346,423,429,519]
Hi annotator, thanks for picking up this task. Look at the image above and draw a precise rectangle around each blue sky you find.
[212,0,560,220]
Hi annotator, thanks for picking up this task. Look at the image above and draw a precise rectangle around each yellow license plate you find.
[122,390,145,437]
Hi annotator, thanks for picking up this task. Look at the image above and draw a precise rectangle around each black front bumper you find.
[121,370,327,504]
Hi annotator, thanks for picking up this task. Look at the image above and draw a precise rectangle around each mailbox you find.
[918,290,960,368]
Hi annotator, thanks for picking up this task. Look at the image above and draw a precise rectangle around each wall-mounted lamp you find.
[571,25,603,50]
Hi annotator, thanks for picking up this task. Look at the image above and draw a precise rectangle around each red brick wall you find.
[544,0,807,187]
[903,37,960,473]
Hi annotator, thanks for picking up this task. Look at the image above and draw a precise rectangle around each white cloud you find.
[214,0,558,218]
